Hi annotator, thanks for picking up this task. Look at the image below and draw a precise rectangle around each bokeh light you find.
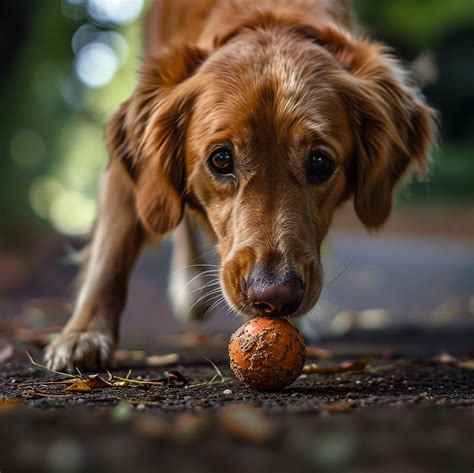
[87,0,144,25]
[75,42,118,88]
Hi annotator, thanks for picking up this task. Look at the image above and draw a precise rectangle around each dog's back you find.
[145,0,353,52]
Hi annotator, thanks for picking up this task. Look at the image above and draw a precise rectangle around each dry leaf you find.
[66,379,92,393]
[306,346,333,359]
[87,375,112,389]
[0,398,22,412]
[173,414,212,442]
[167,370,189,387]
[303,358,370,375]
[135,416,169,439]
[218,405,275,444]
[0,344,13,364]
[115,350,147,361]
[112,381,128,387]
[458,360,474,370]
[145,353,180,367]
[434,352,457,364]
[322,399,357,413]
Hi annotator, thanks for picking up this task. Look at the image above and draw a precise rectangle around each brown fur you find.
[45,0,436,370]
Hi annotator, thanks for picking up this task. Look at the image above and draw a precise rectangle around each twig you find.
[26,351,78,379]
[18,379,80,387]
[113,376,166,386]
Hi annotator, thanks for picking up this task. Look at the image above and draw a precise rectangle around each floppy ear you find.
[105,44,208,235]
[314,25,437,228]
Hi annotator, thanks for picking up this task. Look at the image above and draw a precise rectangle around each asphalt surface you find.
[0,224,473,472]
[0,327,473,473]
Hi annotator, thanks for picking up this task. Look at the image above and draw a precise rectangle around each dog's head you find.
[107,13,436,319]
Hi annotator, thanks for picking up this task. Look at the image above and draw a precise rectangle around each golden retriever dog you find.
[45,0,436,370]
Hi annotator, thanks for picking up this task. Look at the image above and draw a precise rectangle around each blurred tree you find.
[354,0,474,50]
[0,1,77,238]
[0,0,472,242]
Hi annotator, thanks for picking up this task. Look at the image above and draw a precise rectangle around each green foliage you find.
[398,142,474,206]
[0,1,473,240]
[354,0,474,48]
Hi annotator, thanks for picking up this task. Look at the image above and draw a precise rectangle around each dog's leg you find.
[168,213,219,322]
[44,160,145,371]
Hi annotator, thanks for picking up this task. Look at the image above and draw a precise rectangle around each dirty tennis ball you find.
[229,317,306,391]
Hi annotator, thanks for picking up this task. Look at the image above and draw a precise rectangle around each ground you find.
[0,327,473,473]
[0,210,473,472]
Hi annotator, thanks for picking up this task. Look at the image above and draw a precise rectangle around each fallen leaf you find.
[86,375,112,389]
[303,358,370,375]
[167,370,189,387]
[458,360,474,370]
[0,344,13,364]
[146,353,180,367]
[367,363,398,374]
[66,379,92,393]
[340,359,370,370]
[173,414,212,443]
[0,399,22,412]
[218,405,275,444]
[112,381,128,387]
[115,350,147,361]
[135,415,169,439]
[434,352,457,364]
[322,399,357,413]
[306,346,333,359]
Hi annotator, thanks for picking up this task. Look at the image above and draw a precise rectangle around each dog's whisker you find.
[187,280,221,296]
[202,296,226,318]
[325,257,355,286]
[180,269,221,291]
[193,246,219,260]
[185,285,224,318]
[169,264,219,277]
[224,299,246,318]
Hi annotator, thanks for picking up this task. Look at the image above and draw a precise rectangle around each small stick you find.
[26,351,78,379]
[113,376,165,386]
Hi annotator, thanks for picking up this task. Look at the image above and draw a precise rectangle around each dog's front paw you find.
[44,331,115,372]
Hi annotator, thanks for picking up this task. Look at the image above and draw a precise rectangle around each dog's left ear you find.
[106,45,208,235]
[314,25,437,228]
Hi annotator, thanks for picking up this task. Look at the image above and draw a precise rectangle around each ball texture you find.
[229,317,306,391]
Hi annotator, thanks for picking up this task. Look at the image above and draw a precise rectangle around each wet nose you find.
[246,270,304,317]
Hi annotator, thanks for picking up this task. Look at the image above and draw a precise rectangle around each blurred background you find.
[0,0,473,347]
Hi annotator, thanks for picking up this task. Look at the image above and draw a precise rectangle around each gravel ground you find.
[0,327,473,473]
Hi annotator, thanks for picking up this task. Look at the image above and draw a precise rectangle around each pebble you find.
[223,389,232,395]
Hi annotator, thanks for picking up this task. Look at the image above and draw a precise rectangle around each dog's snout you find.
[246,270,304,317]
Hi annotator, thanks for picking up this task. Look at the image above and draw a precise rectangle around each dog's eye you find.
[208,148,234,176]
[308,151,335,184]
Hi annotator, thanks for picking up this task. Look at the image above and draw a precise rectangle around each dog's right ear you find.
[105,44,208,235]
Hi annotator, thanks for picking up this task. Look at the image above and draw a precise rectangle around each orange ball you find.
[229,317,306,391]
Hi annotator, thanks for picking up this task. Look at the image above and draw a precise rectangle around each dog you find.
[45,0,436,371]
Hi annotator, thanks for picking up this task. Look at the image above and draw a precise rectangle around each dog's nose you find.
[246,270,304,317]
